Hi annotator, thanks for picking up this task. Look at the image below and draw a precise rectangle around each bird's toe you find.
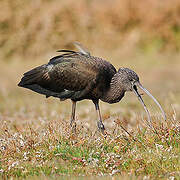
[97,121,105,134]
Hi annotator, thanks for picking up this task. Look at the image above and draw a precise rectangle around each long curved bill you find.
[132,86,153,128]
[133,82,166,122]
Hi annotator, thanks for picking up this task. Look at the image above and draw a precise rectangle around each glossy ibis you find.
[18,43,166,133]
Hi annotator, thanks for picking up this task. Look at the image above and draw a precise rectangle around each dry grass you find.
[1,0,180,59]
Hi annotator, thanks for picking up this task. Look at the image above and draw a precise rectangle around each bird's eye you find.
[130,79,134,83]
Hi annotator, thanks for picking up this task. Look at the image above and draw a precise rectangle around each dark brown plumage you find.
[18,43,166,133]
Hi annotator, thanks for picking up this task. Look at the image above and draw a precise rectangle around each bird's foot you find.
[97,121,105,135]
[70,121,76,134]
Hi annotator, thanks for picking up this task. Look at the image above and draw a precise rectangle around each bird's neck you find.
[101,74,125,104]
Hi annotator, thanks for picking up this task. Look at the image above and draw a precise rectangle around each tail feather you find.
[22,84,60,98]
[18,64,75,100]
[20,84,75,100]
[18,65,46,87]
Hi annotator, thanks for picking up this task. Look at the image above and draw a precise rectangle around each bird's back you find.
[18,51,117,101]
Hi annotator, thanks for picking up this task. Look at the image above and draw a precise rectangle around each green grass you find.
[0,122,180,179]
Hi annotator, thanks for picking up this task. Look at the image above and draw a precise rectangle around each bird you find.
[18,42,166,133]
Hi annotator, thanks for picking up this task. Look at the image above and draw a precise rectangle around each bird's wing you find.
[46,54,98,93]
[47,53,116,100]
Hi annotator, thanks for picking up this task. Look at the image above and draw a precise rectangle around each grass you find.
[0,114,180,179]
[0,50,180,179]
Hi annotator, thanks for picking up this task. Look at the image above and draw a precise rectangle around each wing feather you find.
[47,57,98,92]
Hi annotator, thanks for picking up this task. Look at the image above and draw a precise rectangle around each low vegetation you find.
[0,117,180,179]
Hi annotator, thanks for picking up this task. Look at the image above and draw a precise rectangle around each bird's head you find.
[117,68,139,92]
[117,68,166,123]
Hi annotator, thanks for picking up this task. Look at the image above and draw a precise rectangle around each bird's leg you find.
[93,100,105,134]
[70,100,76,132]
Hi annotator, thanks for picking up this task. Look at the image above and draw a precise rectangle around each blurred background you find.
[0,0,180,128]
[1,0,180,58]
